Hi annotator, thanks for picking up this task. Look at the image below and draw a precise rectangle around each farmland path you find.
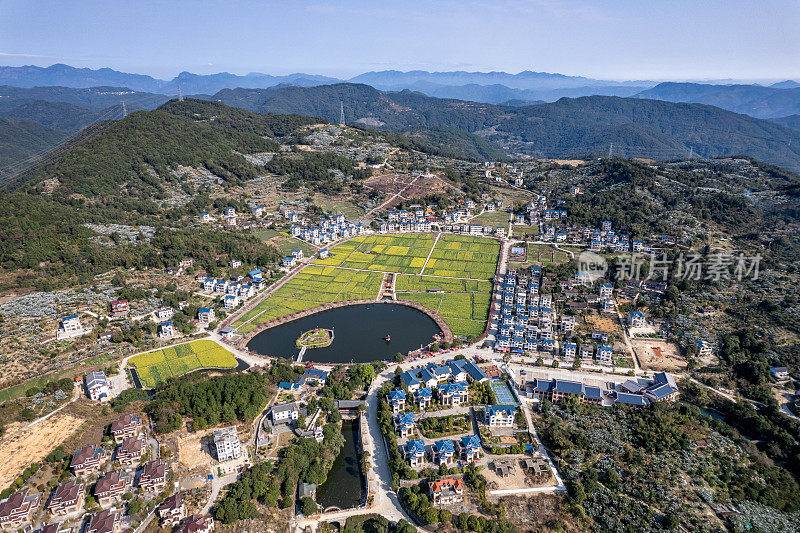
[419,232,442,274]
[25,385,80,429]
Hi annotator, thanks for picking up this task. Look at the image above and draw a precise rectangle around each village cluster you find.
[0,411,212,533]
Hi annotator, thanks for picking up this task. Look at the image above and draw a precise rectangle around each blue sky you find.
[0,0,798,81]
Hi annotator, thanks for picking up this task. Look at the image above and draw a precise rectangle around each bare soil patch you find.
[0,413,84,488]
[631,338,685,372]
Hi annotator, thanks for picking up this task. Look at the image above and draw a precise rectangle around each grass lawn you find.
[470,210,510,228]
[513,225,540,238]
[129,339,237,388]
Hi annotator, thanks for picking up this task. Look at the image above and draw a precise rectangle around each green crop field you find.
[470,210,510,228]
[234,233,499,338]
[130,339,237,388]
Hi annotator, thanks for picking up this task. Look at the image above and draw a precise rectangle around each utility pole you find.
[121,101,127,118]
[608,142,613,158]
[339,101,345,126]
[178,86,184,102]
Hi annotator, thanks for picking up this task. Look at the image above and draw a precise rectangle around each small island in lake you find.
[296,328,334,348]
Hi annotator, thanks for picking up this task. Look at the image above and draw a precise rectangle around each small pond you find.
[315,418,363,510]
[245,303,442,363]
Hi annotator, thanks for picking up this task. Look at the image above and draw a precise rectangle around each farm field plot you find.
[233,265,384,330]
[397,273,492,338]
[130,339,237,388]
[421,234,500,279]
[528,244,570,265]
[238,233,498,338]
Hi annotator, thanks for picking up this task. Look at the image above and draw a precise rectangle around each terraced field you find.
[130,339,237,388]
[233,233,500,339]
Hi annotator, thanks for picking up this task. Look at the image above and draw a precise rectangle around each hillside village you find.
[0,116,799,533]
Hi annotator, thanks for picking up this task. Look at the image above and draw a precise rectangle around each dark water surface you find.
[245,303,441,363]
[315,418,363,510]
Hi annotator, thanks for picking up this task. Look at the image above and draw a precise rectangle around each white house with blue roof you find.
[414,387,432,409]
[388,389,407,414]
[394,413,415,438]
[484,405,515,427]
[402,439,426,467]
[438,382,469,406]
[627,310,646,327]
[432,439,456,466]
[458,435,482,464]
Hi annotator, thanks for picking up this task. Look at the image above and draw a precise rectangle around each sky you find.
[0,0,798,81]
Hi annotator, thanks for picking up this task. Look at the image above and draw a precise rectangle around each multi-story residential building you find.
[157,493,187,528]
[413,387,432,409]
[110,414,143,444]
[627,310,646,327]
[402,439,426,468]
[271,402,301,424]
[57,315,90,340]
[94,471,133,507]
[432,440,456,466]
[48,480,84,516]
[85,371,110,401]
[110,300,130,318]
[394,413,415,438]
[197,308,215,324]
[158,321,175,339]
[0,491,40,530]
[139,461,167,492]
[71,445,108,477]
[429,478,463,505]
[117,435,145,466]
[388,389,406,414]
[213,427,241,462]
[458,435,481,464]
[484,405,515,427]
[87,509,122,533]
[437,382,468,406]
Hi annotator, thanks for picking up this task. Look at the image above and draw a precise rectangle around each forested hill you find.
[209,84,800,173]
[18,98,322,197]
[0,118,68,170]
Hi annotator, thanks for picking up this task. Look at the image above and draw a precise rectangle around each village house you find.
[394,412,415,438]
[627,310,646,327]
[154,307,173,321]
[413,387,432,409]
[110,414,143,444]
[57,315,90,340]
[271,402,302,424]
[71,445,108,477]
[696,340,714,358]
[429,478,463,505]
[388,389,407,414]
[432,439,456,466]
[117,435,146,466]
[770,366,790,379]
[200,212,211,222]
[402,439,426,468]
[85,371,110,401]
[47,480,84,516]
[197,308,215,324]
[596,344,613,365]
[213,427,241,462]
[94,470,133,507]
[157,493,187,528]
[0,491,40,530]
[179,514,214,533]
[110,299,129,318]
[86,509,122,533]
[484,405,515,427]
[138,461,167,492]
[158,320,175,339]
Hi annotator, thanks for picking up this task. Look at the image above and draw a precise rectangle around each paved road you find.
[295,369,418,532]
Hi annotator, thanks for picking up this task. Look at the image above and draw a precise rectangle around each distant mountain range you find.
[637,82,800,119]
[2,65,800,176]
[208,83,800,172]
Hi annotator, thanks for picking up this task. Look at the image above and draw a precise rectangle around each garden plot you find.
[129,339,237,388]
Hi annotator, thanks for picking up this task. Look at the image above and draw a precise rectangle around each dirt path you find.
[419,232,442,275]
